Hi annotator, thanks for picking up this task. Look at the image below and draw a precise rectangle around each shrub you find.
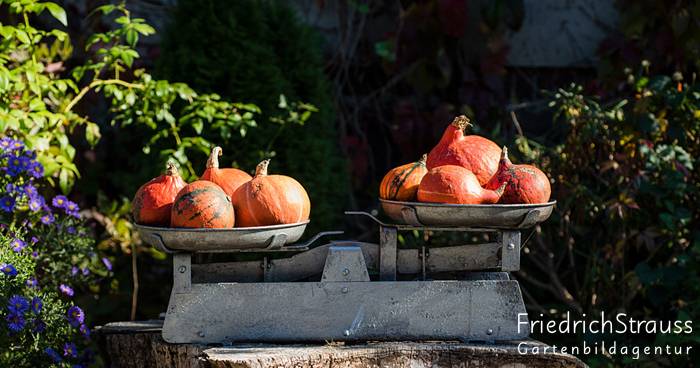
[157,0,349,231]
[518,66,699,366]
[0,137,110,366]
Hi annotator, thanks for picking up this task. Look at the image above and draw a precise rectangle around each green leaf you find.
[278,94,288,109]
[115,16,130,25]
[636,76,649,90]
[39,156,61,176]
[125,29,138,47]
[85,122,101,147]
[132,23,156,36]
[125,92,136,105]
[191,120,203,134]
[45,2,68,26]
[15,30,30,44]
[94,4,116,15]
[374,40,396,62]
[28,98,45,111]
[0,26,15,39]
[59,168,74,194]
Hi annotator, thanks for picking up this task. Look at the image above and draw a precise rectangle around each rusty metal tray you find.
[379,200,556,229]
[134,221,310,253]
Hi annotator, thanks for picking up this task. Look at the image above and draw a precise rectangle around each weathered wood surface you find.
[97,321,587,368]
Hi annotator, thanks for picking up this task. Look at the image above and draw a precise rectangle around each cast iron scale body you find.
[135,200,556,344]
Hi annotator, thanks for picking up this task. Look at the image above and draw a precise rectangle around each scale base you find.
[162,279,528,344]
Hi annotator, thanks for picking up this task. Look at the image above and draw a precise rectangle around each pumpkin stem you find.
[419,153,427,164]
[255,159,270,177]
[451,115,472,131]
[494,181,507,196]
[165,161,179,176]
[482,181,507,204]
[206,146,223,168]
[501,146,509,160]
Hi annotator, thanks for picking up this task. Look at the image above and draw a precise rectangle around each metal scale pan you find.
[380,199,556,229]
[134,220,310,253]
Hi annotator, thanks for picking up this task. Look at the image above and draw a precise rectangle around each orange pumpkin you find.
[484,147,551,204]
[426,115,501,185]
[171,181,234,228]
[200,146,252,198]
[379,154,427,201]
[232,159,310,227]
[132,162,187,226]
[417,165,505,204]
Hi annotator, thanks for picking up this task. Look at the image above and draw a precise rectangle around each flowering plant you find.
[0,137,112,366]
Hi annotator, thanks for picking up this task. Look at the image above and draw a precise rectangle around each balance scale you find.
[136,200,556,344]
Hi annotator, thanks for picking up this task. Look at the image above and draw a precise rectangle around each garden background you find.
[0,0,698,366]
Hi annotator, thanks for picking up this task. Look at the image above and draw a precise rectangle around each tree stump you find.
[97,321,587,368]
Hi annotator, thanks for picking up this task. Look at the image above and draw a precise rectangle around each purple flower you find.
[5,313,25,332]
[31,297,42,314]
[26,278,38,288]
[4,183,19,195]
[102,257,113,271]
[5,155,30,177]
[28,194,45,212]
[65,200,79,213]
[0,196,15,212]
[63,342,78,358]
[64,200,81,218]
[79,324,90,338]
[10,139,24,151]
[67,305,84,327]
[45,347,62,363]
[40,213,55,225]
[67,226,76,234]
[30,236,38,244]
[31,251,38,258]
[81,267,90,276]
[59,284,74,297]
[23,184,38,197]
[28,161,43,178]
[71,266,79,276]
[52,195,68,209]
[1,263,17,276]
[33,318,46,333]
[10,238,26,252]
[0,137,14,151]
[8,295,29,313]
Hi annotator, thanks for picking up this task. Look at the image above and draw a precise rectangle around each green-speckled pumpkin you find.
[379,154,427,201]
[171,181,234,228]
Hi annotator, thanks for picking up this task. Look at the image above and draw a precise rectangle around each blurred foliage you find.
[598,0,700,89]
[156,0,349,233]
[517,65,699,366]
